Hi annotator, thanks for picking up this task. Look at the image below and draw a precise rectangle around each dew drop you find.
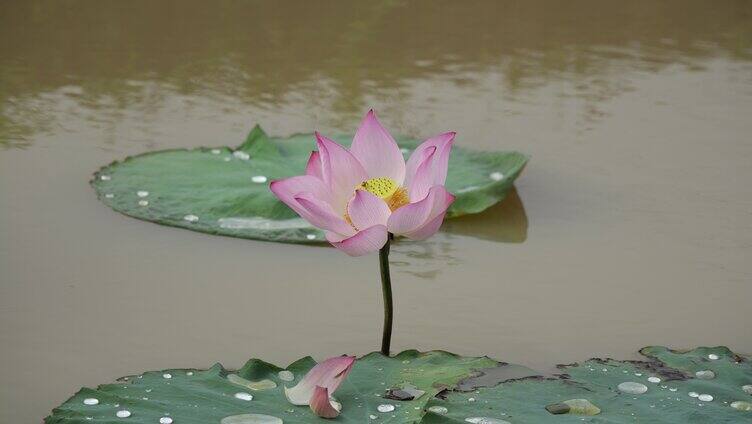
[137,191,149,198]
[183,215,199,223]
[428,406,448,415]
[162,373,172,379]
[277,370,294,382]
[211,149,221,155]
[220,414,283,424]
[695,370,715,380]
[618,382,648,394]
[742,385,752,395]
[233,151,250,160]
[306,234,316,240]
[159,417,173,424]
[83,398,99,405]
[139,200,149,206]
[698,394,713,402]
[465,417,510,424]
[647,377,661,383]
[234,392,253,401]
[369,415,378,420]
[489,172,504,181]
[100,175,112,181]
[224,157,232,162]
[669,387,678,392]
[708,353,720,360]
[731,401,752,411]
[186,371,193,376]
[689,392,699,398]
[468,397,476,402]
[116,410,131,418]
[227,374,277,390]
[377,404,395,413]
[251,176,268,184]
[105,193,114,199]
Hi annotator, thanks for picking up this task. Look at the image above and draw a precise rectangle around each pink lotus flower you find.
[284,355,356,418]
[271,110,456,256]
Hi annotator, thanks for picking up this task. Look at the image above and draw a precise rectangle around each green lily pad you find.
[46,350,497,423]
[91,126,528,244]
[46,346,752,423]
[425,346,752,423]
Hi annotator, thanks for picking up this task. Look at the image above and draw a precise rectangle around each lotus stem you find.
[379,233,394,356]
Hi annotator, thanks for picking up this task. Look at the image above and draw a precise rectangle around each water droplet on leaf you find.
[695,370,715,380]
[698,394,713,402]
[428,406,448,415]
[220,414,282,424]
[618,382,648,394]
[227,374,277,390]
[731,401,752,411]
[464,417,510,424]
[489,172,504,181]
[234,392,253,401]
[377,404,395,412]
[277,370,294,381]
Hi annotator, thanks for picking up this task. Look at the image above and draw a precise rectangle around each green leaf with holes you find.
[45,350,497,424]
[91,126,528,244]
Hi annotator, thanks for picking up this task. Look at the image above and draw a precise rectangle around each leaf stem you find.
[379,233,394,356]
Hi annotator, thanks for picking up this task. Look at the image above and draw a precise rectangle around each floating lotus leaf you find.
[91,126,528,244]
[46,347,752,423]
[46,350,496,423]
[424,346,752,423]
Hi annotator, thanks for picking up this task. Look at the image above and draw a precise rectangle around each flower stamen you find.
[359,177,409,212]
[360,177,398,198]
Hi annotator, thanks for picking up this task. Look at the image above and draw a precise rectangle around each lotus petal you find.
[351,109,405,184]
[309,386,340,419]
[284,355,355,406]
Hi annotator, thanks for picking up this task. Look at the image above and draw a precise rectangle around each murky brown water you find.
[1,0,751,421]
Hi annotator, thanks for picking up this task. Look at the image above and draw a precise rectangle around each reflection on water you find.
[392,236,461,280]
[392,190,527,278]
[1,0,751,147]
[1,1,752,423]
[443,189,528,244]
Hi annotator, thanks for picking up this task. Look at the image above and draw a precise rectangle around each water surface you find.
[1,1,751,422]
